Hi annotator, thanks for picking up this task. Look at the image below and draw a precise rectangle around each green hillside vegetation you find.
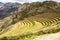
[0,1,60,40]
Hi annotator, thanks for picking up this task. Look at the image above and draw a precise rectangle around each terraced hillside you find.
[0,17,60,40]
[0,1,60,40]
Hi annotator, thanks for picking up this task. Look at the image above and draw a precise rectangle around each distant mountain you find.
[0,2,21,19]
[0,2,4,8]
[0,2,4,6]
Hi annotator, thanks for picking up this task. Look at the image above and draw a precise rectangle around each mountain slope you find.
[0,1,60,40]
